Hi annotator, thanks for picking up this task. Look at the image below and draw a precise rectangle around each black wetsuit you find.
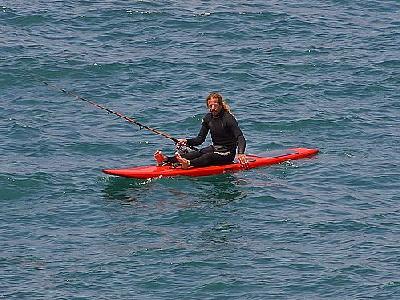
[168,110,246,167]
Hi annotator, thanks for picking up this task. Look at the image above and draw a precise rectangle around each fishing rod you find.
[42,80,197,151]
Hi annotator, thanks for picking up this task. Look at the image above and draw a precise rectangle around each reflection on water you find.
[102,176,155,205]
[199,220,244,248]
[193,174,247,207]
[102,173,247,208]
[101,174,248,252]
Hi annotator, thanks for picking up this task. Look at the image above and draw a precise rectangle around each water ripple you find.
[1,1,400,299]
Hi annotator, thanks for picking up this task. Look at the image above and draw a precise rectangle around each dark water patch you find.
[376,59,400,70]
[310,219,384,234]
[0,172,53,201]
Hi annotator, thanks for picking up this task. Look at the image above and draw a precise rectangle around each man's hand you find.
[237,154,249,168]
[177,139,188,147]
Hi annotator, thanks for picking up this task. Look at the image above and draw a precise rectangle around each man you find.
[154,92,248,169]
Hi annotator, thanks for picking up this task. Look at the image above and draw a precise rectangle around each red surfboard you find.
[102,147,319,179]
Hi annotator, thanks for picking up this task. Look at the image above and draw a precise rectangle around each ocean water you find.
[1,1,400,299]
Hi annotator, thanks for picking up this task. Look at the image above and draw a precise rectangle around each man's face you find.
[207,97,222,116]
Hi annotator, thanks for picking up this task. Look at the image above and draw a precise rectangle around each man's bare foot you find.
[175,153,190,169]
[154,150,167,166]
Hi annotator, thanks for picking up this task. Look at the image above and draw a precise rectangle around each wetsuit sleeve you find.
[186,117,209,146]
[228,115,246,154]
[237,135,246,154]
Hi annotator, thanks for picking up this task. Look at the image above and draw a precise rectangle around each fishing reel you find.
[175,143,190,155]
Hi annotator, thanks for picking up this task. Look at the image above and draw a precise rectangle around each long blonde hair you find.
[205,92,231,113]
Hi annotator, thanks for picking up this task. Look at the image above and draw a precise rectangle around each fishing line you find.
[41,80,197,151]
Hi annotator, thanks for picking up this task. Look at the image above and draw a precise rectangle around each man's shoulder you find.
[222,111,237,122]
